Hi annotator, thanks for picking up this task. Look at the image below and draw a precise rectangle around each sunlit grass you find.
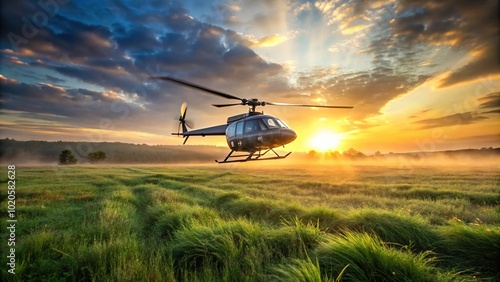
[0,164,498,281]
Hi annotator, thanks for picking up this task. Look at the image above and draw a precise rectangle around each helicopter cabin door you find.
[234,121,244,150]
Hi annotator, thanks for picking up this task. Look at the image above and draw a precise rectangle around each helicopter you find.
[152,76,353,163]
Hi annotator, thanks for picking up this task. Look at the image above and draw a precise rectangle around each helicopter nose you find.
[282,128,297,145]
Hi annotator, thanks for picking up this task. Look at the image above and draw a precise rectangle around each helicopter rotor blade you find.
[180,102,188,120]
[212,103,243,108]
[265,102,353,109]
[151,76,243,101]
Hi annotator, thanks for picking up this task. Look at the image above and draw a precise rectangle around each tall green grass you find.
[343,209,439,251]
[1,165,498,281]
[269,256,348,282]
[315,232,455,282]
[170,217,324,280]
[436,222,500,279]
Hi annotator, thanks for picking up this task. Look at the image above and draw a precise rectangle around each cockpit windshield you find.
[262,117,289,129]
[275,119,289,128]
[264,118,279,128]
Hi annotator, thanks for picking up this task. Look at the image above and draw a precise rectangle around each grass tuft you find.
[344,209,439,251]
[315,232,444,281]
[265,217,324,259]
[436,222,500,278]
[171,218,263,273]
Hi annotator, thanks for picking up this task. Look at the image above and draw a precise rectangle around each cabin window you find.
[236,121,244,136]
[244,119,267,133]
[244,120,259,133]
[226,122,236,138]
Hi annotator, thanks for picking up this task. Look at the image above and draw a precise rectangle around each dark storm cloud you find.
[1,1,283,102]
[1,76,115,116]
[0,0,289,136]
[2,2,115,63]
[132,15,283,88]
[52,64,136,93]
[114,25,159,52]
[413,112,488,130]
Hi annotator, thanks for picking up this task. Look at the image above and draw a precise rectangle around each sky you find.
[1,0,499,154]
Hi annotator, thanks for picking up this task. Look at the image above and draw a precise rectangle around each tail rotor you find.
[175,102,194,144]
[178,102,188,134]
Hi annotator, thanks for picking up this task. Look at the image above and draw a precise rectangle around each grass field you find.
[1,163,499,281]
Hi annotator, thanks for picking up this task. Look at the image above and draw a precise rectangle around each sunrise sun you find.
[309,131,343,152]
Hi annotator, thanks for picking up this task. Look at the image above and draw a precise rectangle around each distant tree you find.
[308,150,317,158]
[373,151,383,158]
[342,148,366,159]
[59,149,77,165]
[88,151,106,163]
[326,150,341,159]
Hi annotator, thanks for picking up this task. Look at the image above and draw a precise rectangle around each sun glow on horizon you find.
[309,131,343,152]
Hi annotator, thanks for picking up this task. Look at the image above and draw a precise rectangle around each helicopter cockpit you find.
[227,116,289,136]
[225,115,296,151]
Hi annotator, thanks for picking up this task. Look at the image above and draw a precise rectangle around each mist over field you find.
[2,139,499,168]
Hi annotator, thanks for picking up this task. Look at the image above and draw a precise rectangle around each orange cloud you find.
[245,34,289,48]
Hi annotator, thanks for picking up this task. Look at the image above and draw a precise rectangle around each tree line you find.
[0,139,228,164]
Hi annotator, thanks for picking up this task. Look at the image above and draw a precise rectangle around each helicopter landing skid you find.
[216,149,291,164]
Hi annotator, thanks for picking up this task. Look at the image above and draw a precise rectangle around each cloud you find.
[435,45,499,88]
[0,1,292,140]
[314,0,391,34]
[0,74,130,120]
[341,24,370,35]
[1,0,497,147]
[318,0,500,90]
[389,0,499,87]
[45,75,65,83]
[244,34,289,47]
[414,112,488,129]
[2,1,287,104]
[114,25,159,53]
[292,65,430,122]
[247,0,290,33]
[482,109,500,115]
[478,92,500,113]
[4,0,432,122]
[210,3,242,26]
[0,74,18,84]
